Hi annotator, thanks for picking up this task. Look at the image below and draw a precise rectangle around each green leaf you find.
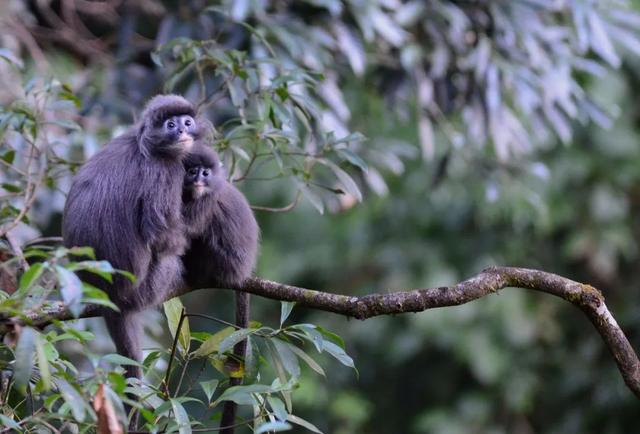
[218,328,257,355]
[293,106,312,133]
[14,326,37,392]
[67,246,96,259]
[116,269,137,283]
[256,421,292,433]
[285,342,325,377]
[0,415,20,430]
[1,149,15,164]
[101,353,144,367]
[200,379,219,403]
[49,119,81,131]
[317,326,345,349]
[290,324,324,352]
[81,298,118,312]
[19,263,44,292]
[275,85,289,101]
[272,339,300,378]
[267,396,288,422]
[54,266,84,317]
[322,341,355,370]
[193,326,235,358]
[153,400,174,418]
[36,332,51,391]
[244,337,260,384]
[60,87,81,108]
[299,184,324,214]
[318,159,362,201]
[150,51,164,67]
[336,148,368,172]
[230,144,251,161]
[170,398,192,434]
[266,341,291,411]
[50,328,94,343]
[55,378,88,421]
[81,285,118,311]
[213,384,273,406]
[287,415,323,434]
[163,298,190,354]
[1,183,21,193]
[108,372,127,394]
[42,341,60,361]
[44,394,61,412]
[75,260,115,283]
[280,301,295,327]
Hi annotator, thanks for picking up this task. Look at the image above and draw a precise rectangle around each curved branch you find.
[8,266,640,398]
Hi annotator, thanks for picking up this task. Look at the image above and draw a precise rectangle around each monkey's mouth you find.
[177,134,194,148]
[192,183,207,196]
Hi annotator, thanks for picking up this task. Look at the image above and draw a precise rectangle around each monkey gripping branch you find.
[13,265,640,400]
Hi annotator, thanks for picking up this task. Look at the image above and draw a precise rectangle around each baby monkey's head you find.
[183,146,225,200]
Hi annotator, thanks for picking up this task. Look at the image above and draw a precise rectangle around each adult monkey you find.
[63,94,206,379]
[181,145,259,433]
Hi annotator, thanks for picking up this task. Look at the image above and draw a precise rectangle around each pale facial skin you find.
[164,114,196,150]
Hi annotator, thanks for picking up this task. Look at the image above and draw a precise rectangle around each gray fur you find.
[181,145,259,289]
[63,95,204,377]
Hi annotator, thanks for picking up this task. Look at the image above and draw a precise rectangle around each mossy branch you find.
[6,266,640,398]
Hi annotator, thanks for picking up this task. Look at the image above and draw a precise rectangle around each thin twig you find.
[4,232,29,271]
[185,313,240,329]
[182,358,207,397]
[0,157,27,176]
[23,236,63,246]
[163,308,186,397]
[250,192,300,213]
[231,152,259,183]
[174,353,190,397]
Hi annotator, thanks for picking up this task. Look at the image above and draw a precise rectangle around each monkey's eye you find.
[202,169,210,177]
[188,168,198,176]
[181,115,195,129]
[167,121,176,129]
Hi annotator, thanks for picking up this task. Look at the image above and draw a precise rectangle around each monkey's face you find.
[185,165,215,198]
[164,115,197,151]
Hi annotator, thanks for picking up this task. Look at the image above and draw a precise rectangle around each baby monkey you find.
[181,145,259,433]
[181,145,259,288]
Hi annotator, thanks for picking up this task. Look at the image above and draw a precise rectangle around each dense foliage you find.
[2,0,640,432]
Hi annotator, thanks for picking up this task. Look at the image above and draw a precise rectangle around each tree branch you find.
[6,266,640,398]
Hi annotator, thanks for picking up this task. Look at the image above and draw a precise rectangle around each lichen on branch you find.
[7,266,640,399]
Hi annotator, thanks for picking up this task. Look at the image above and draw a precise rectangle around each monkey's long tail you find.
[104,311,143,379]
[219,291,250,434]
[104,311,143,430]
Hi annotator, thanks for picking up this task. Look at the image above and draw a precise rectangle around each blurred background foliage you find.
[2,0,640,432]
